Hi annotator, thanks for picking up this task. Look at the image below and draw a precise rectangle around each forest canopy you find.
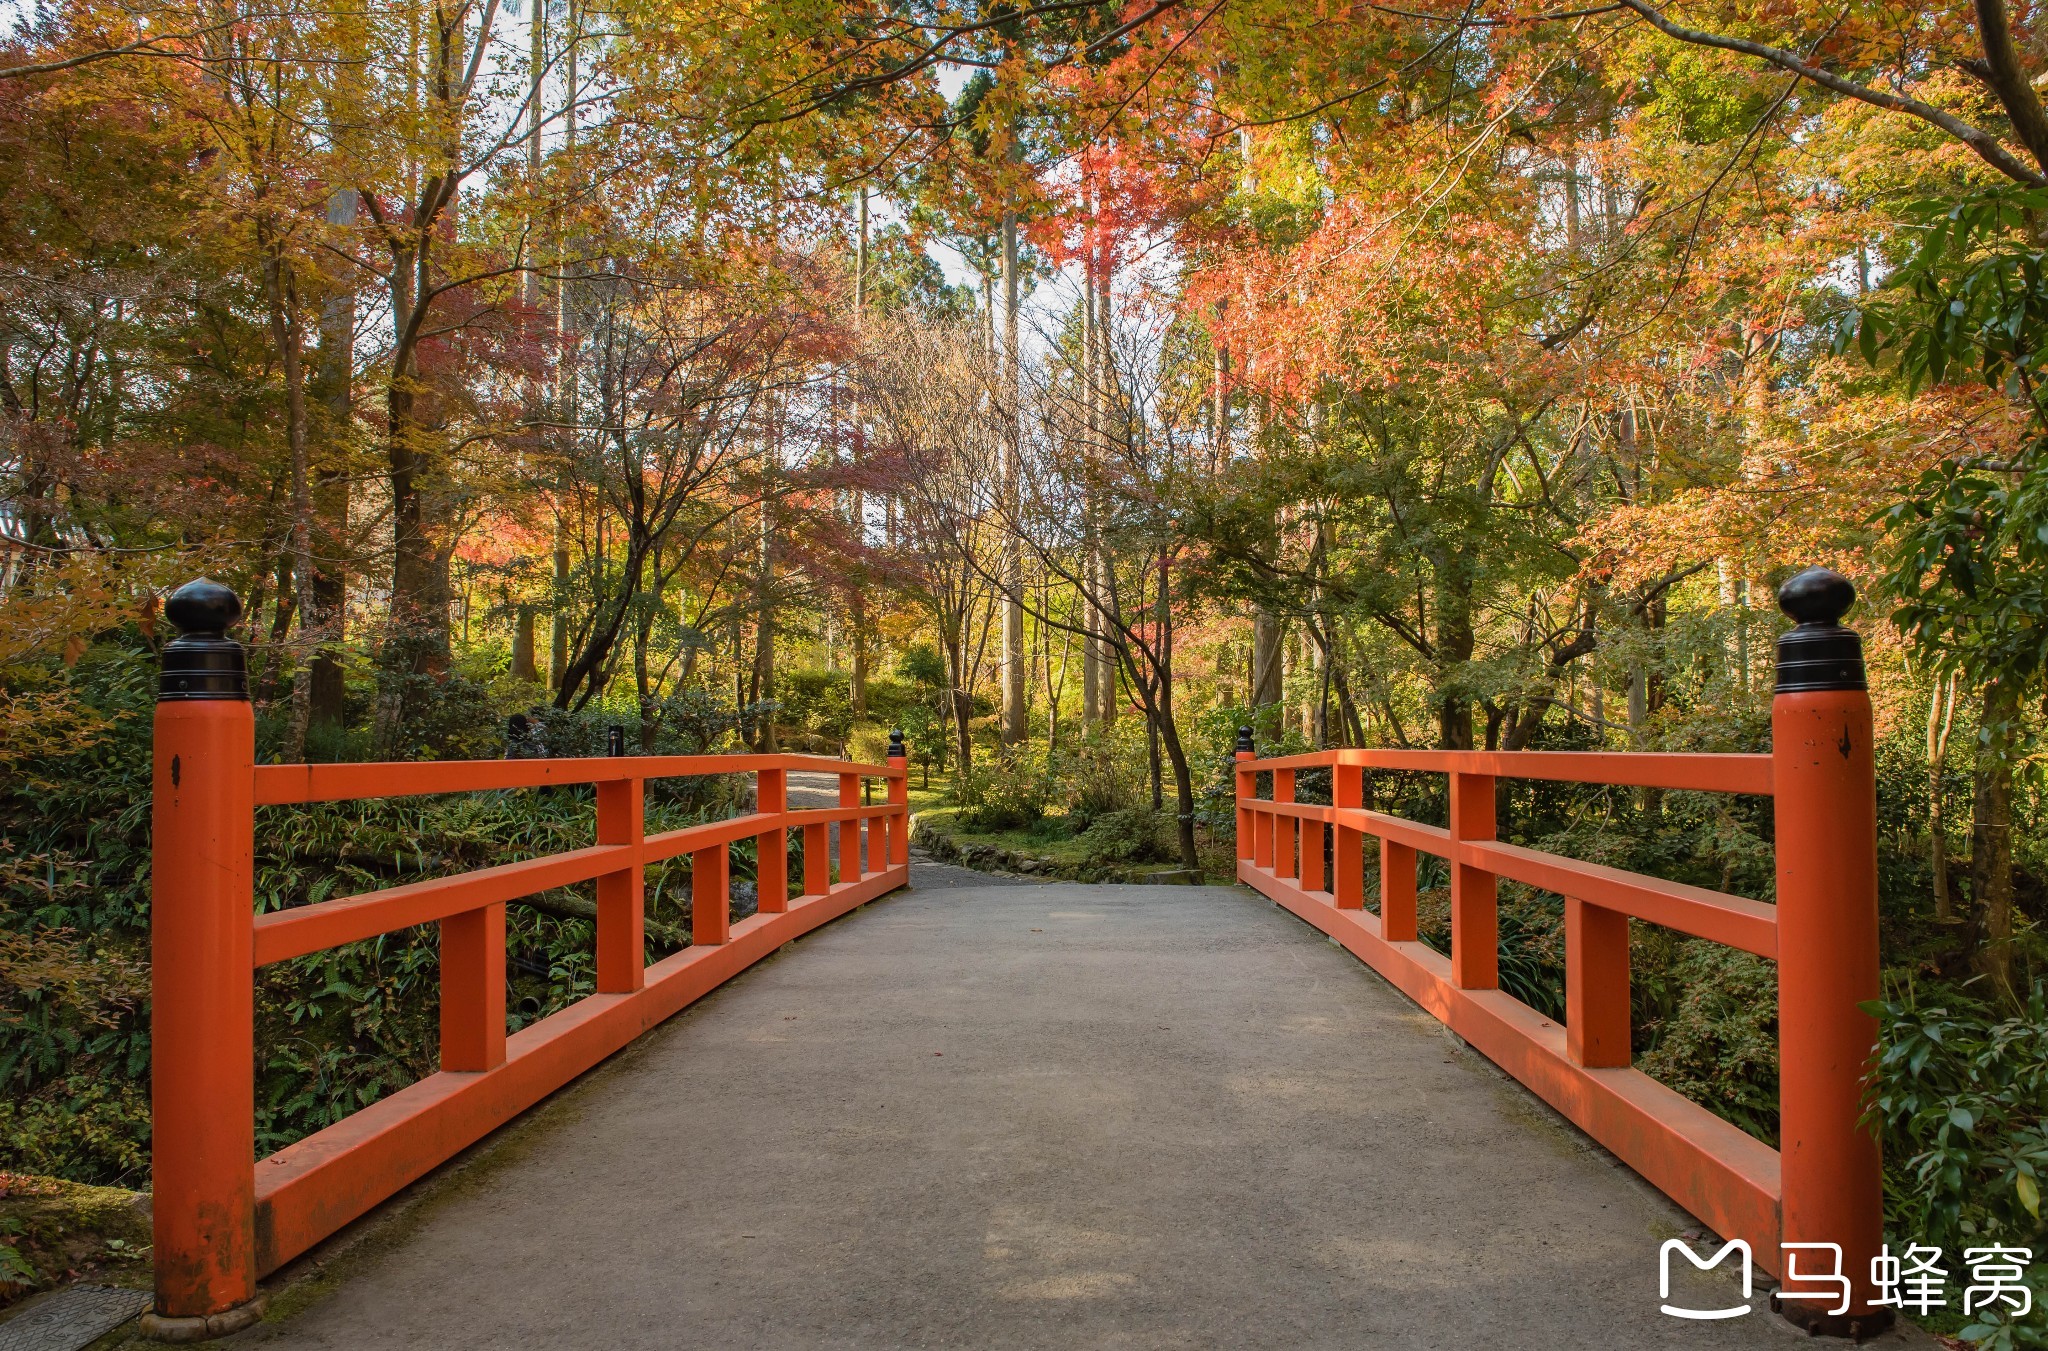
[3,0,2047,1337]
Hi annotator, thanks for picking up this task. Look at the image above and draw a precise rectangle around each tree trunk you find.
[261,242,315,760]
[306,188,355,744]
[1929,673,1956,922]
[1000,210,1026,744]
[1434,559,1474,750]
[1972,679,2017,999]
[549,514,570,688]
[754,494,776,751]
[512,606,538,681]
[1252,608,1283,737]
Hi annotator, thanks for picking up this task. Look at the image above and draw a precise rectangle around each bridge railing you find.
[1231,567,1887,1334]
[145,582,911,1335]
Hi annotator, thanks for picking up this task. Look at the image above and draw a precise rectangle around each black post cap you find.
[1775,566,1866,694]
[887,729,907,759]
[1235,725,1255,755]
[159,579,247,701]
[606,725,625,757]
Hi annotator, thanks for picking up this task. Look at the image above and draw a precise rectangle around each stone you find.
[0,1285,152,1351]
[135,1292,265,1344]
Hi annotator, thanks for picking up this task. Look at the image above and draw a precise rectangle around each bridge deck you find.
[249,868,1923,1349]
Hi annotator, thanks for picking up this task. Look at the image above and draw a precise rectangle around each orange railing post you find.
[1380,838,1417,940]
[595,765,646,992]
[440,902,507,1071]
[757,767,788,914]
[1448,770,1497,989]
[692,841,730,945]
[1273,768,1296,879]
[804,822,830,897]
[1564,898,1629,1068]
[1234,728,1256,863]
[838,770,861,880]
[886,731,910,865]
[1770,568,1888,1334]
[1333,764,1362,909]
[148,581,264,1333]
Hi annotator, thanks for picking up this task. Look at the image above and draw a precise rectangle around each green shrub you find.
[1057,732,1150,829]
[1864,979,2048,1348]
[1077,808,1169,865]
[847,722,892,765]
[1636,944,1781,1143]
[955,753,1054,831]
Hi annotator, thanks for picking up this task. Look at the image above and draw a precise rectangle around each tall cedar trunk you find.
[850,188,869,718]
[1252,609,1283,736]
[512,607,538,681]
[943,624,972,774]
[1000,210,1026,743]
[1434,555,1475,750]
[1972,679,2017,998]
[385,378,447,670]
[549,515,570,687]
[306,188,355,741]
[1929,674,1956,922]
[1092,254,1118,726]
[754,496,776,751]
[260,242,314,757]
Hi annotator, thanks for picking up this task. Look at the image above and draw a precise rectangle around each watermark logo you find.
[1871,1243,1947,1314]
[1659,1240,2036,1321]
[1659,1238,1752,1320]
[1778,1243,1850,1317]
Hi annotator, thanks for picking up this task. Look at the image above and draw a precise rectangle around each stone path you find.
[249,867,1934,1349]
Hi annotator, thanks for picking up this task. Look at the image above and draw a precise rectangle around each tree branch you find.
[1615,0,2045,185]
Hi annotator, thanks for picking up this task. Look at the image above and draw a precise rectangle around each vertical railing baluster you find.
[757,767,789,914]
[1334,764,1363,909]
[1380,838,1417,940]
[1302,802,1326,894]
[692,842,730,946]
[595,773,645,991]
[804,823,830,896]
[1564,898,1629,1066]
[838,771,861,879]
[440,904,507,1070]
[1448,770,1497,988]
[866,768,887,873]
[1274,768,1297,880]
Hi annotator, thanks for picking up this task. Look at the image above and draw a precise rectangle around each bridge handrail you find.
[146,579,916,1335]
[1238,747,1771,794]
[252,752,903,803]
[1229,573,1887,1334]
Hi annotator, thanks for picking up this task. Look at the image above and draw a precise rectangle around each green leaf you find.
[1951,1105,1976,1131]
[2017,1170,2040,1218]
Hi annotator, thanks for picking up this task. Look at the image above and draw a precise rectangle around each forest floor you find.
[211,866,1939,1350]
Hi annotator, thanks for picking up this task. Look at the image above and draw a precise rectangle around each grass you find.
[0,1173,152,1309]
[903,773,955,816]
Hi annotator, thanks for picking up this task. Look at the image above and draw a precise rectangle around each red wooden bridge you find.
[135,571,1910,1345]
